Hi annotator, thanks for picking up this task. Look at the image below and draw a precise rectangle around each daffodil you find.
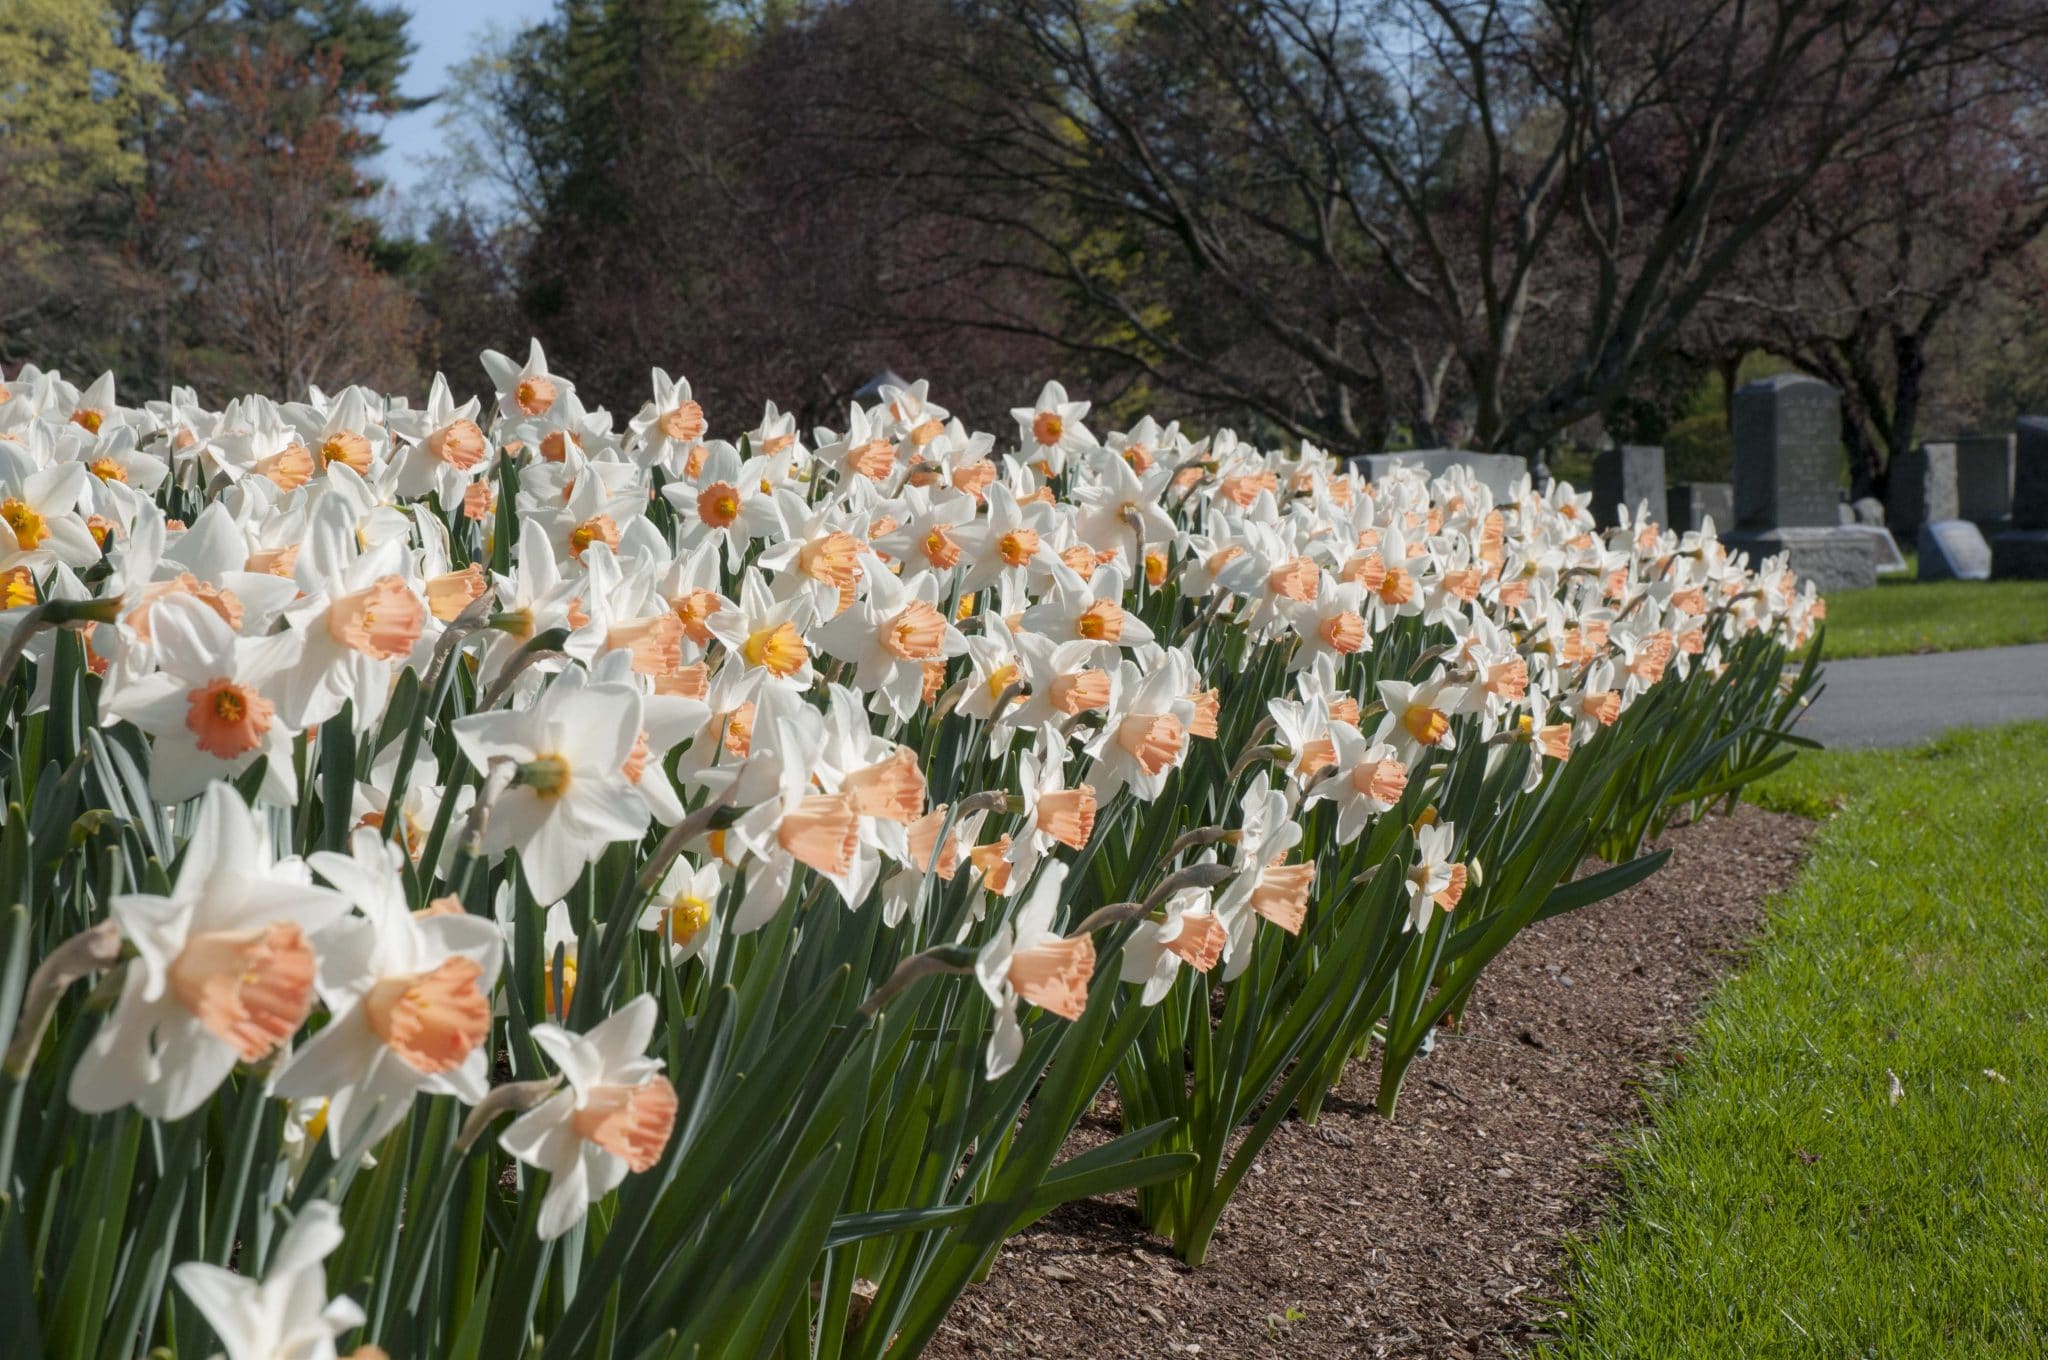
[811,565,965,720]
[1085,653,1197,802]
[660,440,786,571]
[974,863,1095,1078]
[449,670,653,905]
[638,857,726,965]
[1009,380,1094,477]
[172,1200,367,1360]
[101,593,304,805]
[500,994,680,1241]
[628,368,710,477]
[1120,886,1227,1006]
[1402,820,1470,933]
[391,371,491,504]
[1374,670,1468,764]
[69,783,349,1120]
[482,338,575,424]
[273,830,503,1154]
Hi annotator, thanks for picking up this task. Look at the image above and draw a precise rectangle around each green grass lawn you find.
[1819,570,2048,659]
[1534,722,2048,1358]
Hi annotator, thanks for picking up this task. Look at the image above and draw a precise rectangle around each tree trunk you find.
[1407,350,1447,449]
[1881,329,1930,501]
[1718,352,1743,429]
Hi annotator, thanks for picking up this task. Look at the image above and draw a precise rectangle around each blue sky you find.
[368,0,558,206]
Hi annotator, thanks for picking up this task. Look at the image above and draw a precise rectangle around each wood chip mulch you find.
[926,803,1814,1359]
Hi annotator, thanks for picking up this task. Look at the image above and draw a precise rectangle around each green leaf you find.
[1531,848,1673,926]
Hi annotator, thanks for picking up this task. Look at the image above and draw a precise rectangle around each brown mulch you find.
[926,803,1814,1360]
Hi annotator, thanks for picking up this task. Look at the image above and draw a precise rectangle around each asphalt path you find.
[1792,643,2048,749]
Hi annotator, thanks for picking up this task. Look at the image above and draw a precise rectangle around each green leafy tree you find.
[0,0,165,372]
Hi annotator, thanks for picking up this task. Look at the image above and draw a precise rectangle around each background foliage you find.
[6,0,2048,490]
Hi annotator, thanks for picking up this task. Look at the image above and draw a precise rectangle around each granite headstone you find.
[1918,520,1992,581]
[1990,417,2048,578]
[1841,524,1908,575]
[1666,482,1733,533]
[1351,449,1527,502]
[2014,418,2048,528]
[1731,374,1841,530]
[1592,444,1666,529]
[851,369,912,403]
[1886,442,1959,540]
[1953,434,2015,529]
[1723,374,1875,591]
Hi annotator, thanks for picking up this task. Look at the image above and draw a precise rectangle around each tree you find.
[0,0,164,373]
[835,0,2048,456]
[457,0,1063,427]
[1693,64,2048,496]
[162,41,421,395]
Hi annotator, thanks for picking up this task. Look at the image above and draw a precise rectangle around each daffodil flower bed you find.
[0,352,1819,1358]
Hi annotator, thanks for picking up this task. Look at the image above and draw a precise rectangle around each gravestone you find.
[1886,442,1959,540]
[1918,520,1992,581]
[1953,433,2015,528]
[1731,375,1840,529]
[1666,482,1733,533]
[1841,524,1908,575]
[1851,496,1886,526]
[1351,449,1527,502]
[1722,374,1876,591]
[1592,444,1666,529]
[1990,417,2048,578]
[851,370,912,403]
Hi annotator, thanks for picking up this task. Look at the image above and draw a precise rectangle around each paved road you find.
[1793,643,2048,749]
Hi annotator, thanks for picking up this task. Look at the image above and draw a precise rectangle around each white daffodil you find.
[74,421,171,496]
[1304,722,1409,842]
[816,401,902,485]
[500,994,679,1241]
[272,529,427,734]
[954,481,1053,596]
[69,783,349,1120]
[660,439,786,571]
[639,856,726,966]
[1,460,102,568]
[482,338,574,425]
[1402,820,1469,933]
[955,612,1025,727]
[1010,380,1094,476]
[1283,575,1371,682]
[1085,655,1195,802]
[1020,561,1154,666]
[1004,733,1098,887]
[390,371,490,504]
[1212,780,1315,977]
[449,669,652,905]
[1002,628,1118,743]
[1374,669,1468,764]
[1071,447,1176,569]
[705,567,817,693]
[868,485,978,584]
[101,593,303,805]
[727,695,870,908]
[1572,657,1625,742]
[628,368,709,477]
[273,830,504,1155]
[172,1200,366,1360]
[811,566,965,720]
[974,862,1095,1078]
[1119,886,1227,1006]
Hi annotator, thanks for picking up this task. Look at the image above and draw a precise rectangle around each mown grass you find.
[1819,572,2048,659]
[1534,722,2048,1358]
